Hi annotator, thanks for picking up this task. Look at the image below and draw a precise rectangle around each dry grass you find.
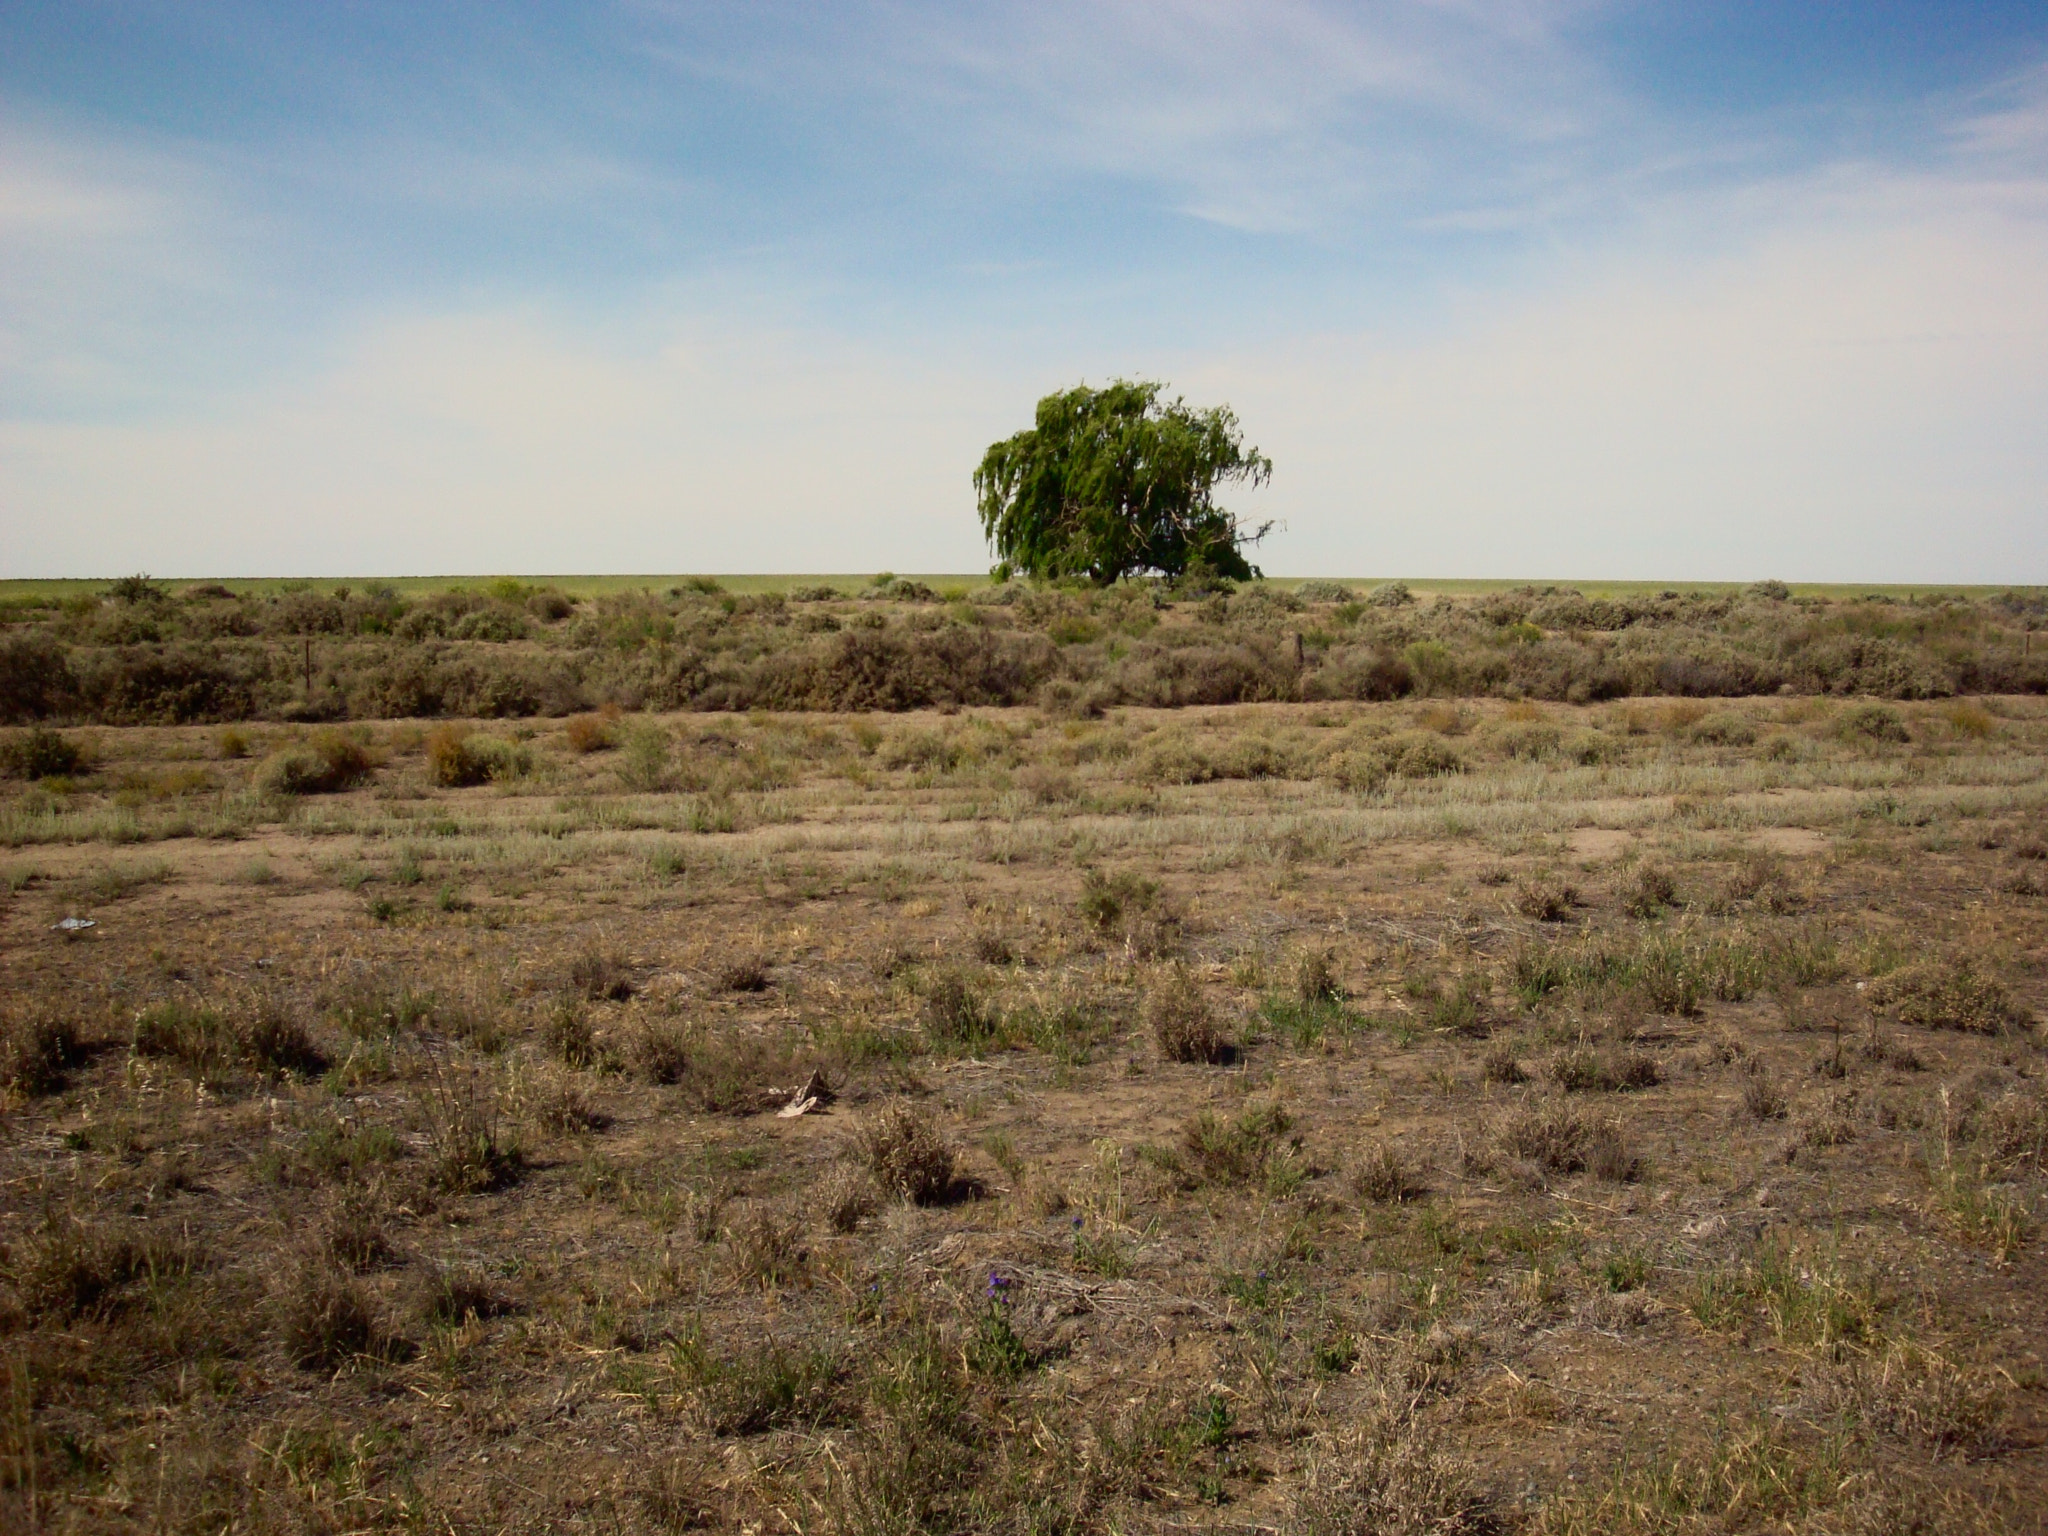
[2,688,2045,1533]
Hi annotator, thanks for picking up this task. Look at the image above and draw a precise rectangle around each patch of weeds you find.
[1071,1223,1130,1277]
[281,1262,392,1370]
[1515,876,1579,921]
[541,1000,598,1068]
[1150,967,1230,1062]
[1550,1044,1661,1092]
[1481,1041,1527,1084]
[1170,1102,1301,1188]
[1867,959,2029,1033]
[1622,862,1678,918]
[717,954,772,992]
[968,1273,1035,1379]
[568,946,635,1002]
[667,1327,845,1435]
[1602,1250,1652,1293]
[1686,1238,1878,1353]
[0,1014,88,1096]
[1494,1101,1639,1182]
[855,1100,955,1204]
[419,1070,524,1193]
[1352,1141,1420,1203]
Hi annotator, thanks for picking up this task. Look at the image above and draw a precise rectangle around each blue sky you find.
[4,2,2046,580]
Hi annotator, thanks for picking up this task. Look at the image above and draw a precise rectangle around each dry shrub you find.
[1291,1417,1488,1536]
[1293,947,1342,1006]
[256,730,374,795]
[564,711,616,753]
[1495,1101,1638,1182]
[916,966,993,1045]
[12,1217,198,1320]
[1740,1064,1788,1122]
[1179,1102,1297,1186]
[1078,868,1179,956]
[817,1165,879,1232]
[717,954,772,992]
[1623,863,1678,917]
[1550,1045,1661,1093]
[1826,1342,2005,1458]
[1867,961,2029,1033]
[533,1075,605,1135]
[281,1261,387,1369]
[425,726,490,787]
[1839,702,1910,742]
[321,1192,398,1272]
[1799,1091,1860,1148]
[723,1202,807,1289]
[419,1070,522,1193]
[1976,1087,2048,1168]
[541,1000,597,1067]
[568,946,635,1001]
[1515,877,1578,922]
[855,1100,955,1204]
[1,726,85,779]
[418,1266,517,1326]
[0,1013,86,1096]
[628,1019,691,1084]
[1146,968,1227,1064]
[1480,1042,1527,1085]
[1352,1142,1419,1204]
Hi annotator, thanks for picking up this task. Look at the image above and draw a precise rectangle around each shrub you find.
[1740,1065,1788,1122]
[628,1020,692,1085]
[420,1072,522,1193]
[1179,1102,1297,1185]
[717,955,772,993]
[564,712,616,753]
[1688,710,1756,746]
[1495,1101,1638,1181]
[256,731,374,795]
[418,1267,517,1326]
[1867,961,2028,1033]
[1352,1142,1418,1203]
[1293,947,1342,1006]
[1481,1042,1527,1084]
[670,1330,844,1436]
[15,1219,197,1320]
[543,1001,598,1068]
[1622,863,1678,918]
[569,947,635,1002]
[855,1101,955,1204]
[1,727,85,779]
[722,1202,807,1290]
[1551,1045,1661,1092]
[1291,1421,1485,1536]
[917,966,992,1045]
[1839,702,1910,743]
[817,1165,879,1232]
[281,1262,385,1369]
[1515,877,1578,921]
[1146,968,1228,1064]
[426,727,489,787]
[1296,580,1354,602]
[1379,730,1463,778]
[1,1014,86,1095]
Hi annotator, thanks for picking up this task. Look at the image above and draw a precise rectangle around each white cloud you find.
[7,163,2045,583]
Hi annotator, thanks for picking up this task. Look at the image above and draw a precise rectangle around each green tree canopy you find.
[974,381,1273,584]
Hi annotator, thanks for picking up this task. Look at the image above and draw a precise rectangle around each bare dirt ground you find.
[3,693,2046,1533]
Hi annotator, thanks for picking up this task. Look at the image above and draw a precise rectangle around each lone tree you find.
[974,380,1273,583]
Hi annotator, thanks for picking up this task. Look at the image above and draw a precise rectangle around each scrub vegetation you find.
[2,574,2045,728]
[2,602,2047,1532]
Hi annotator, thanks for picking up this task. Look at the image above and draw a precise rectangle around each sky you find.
[3,1,2046,582]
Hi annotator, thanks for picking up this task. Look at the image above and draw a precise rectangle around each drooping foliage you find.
[974,381,1274,583]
